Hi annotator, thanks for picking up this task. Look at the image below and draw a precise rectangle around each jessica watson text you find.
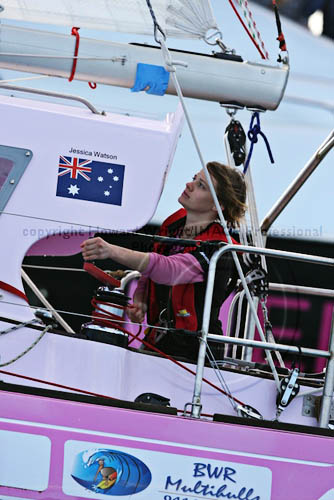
[69,147,117,160]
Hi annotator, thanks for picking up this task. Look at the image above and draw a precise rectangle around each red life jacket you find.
[147,208,239,332]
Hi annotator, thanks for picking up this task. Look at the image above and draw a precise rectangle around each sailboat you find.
[0,1,333,499]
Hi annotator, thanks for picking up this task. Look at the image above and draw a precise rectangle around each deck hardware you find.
[276,367,300,417]
[237,404,263,419]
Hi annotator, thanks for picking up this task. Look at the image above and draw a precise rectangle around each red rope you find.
[272,0,287,52]
[127,325,143,346]
[68,26,96,90]
[0,281,28,302]
[68,27,97,88]
[0,299,246,409]
[227,0,266,59]
[0,368,117,400]
[89,300,245,405]
[0,368,215,418]
[69,27,80,82]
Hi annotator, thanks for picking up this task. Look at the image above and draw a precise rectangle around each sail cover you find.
[0,0,219,39]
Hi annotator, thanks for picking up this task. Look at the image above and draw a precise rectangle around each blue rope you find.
[243,112,274,173]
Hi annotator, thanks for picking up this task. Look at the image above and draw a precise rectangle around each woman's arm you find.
[81,237,149,272]
[81,237,204,286]
[142,252,204,285]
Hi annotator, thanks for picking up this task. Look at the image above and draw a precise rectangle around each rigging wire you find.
[0,52,126,61]
[205,342,238,413]
[22,264,86,272]
[0,75,50,84]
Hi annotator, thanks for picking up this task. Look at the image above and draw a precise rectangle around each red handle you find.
[83,262,121,288]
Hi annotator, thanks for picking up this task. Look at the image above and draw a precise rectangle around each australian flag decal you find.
[56,156,125,206]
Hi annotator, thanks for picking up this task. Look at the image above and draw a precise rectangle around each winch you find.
[81,263,140,347]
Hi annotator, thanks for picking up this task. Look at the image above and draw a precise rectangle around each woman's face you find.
[178,169,218,215]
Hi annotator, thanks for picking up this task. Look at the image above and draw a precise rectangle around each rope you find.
[161,38,280,391]
[227,0,266,59]
[143,0,281,392]
[272,0,287,56]
[0,368,118,400]
[145,0,166,43]
[127,325,143,346]
[0,324,51,367]
[243,112,274,174]
[0,319,39,336]
[0,366,218,417]
[0,280,28,302]
[69,27,80,82]
[84,299,248,404]
[233,0,269,59]
[69,26,96,89]
[0,300,281,400]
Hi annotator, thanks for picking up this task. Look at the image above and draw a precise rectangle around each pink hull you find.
[0,388,334,500]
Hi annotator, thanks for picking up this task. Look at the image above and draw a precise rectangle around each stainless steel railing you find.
[191,244,334,428]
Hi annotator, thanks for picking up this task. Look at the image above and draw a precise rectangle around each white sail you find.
[0,0,219,39]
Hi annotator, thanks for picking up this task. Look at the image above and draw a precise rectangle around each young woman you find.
[81,161,246,359]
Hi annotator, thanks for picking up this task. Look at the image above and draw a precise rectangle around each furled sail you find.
[0,0,219,39]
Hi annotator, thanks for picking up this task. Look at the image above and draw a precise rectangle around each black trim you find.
[0,381,178,415]
[130,43,243,62]
[213,413,334,437]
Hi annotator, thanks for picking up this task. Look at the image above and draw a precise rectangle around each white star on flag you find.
[68,184,80,196]
[108,168,114,174]
[113,176,119,181]
[104,190,110,196]
[98,176,104,182]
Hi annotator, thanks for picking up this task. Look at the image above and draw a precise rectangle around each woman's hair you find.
[207,161,247,227]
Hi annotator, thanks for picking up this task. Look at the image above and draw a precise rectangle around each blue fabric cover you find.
[131,63,170,96]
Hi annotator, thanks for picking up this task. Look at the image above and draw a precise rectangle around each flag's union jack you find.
[58,156,92,181]
[56,155,125,206]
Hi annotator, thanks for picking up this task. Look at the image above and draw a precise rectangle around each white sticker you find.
[0,496,34,499]
[63,440,272,499]
[318,490,334,500]
[0,430,51,491]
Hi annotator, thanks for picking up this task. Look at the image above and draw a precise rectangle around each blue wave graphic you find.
[71,448,152,496]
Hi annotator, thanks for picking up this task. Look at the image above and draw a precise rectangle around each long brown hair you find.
[207,161,247,227]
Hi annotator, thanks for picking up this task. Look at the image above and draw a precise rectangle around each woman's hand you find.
[81,237,149,270]
[81,237,112,261]
[127,301,147,324]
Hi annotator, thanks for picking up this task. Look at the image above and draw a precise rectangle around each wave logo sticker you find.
[71,448,152,495]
